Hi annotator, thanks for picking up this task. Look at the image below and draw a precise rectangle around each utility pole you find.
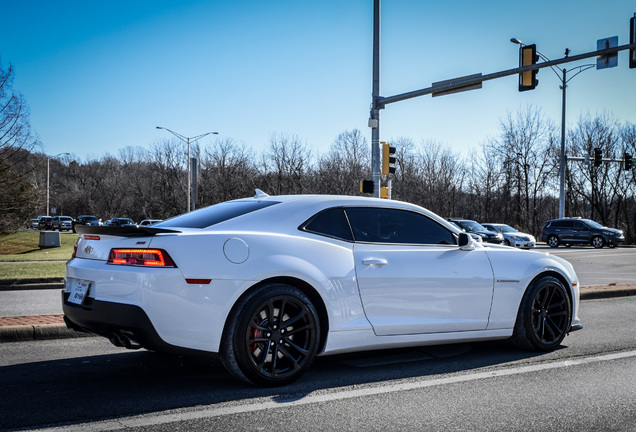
[370,0,381,198]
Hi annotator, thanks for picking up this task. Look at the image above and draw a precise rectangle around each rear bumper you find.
[62,291,216,358]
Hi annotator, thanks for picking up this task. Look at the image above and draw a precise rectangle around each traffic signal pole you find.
[376,43,635,108]
[369,5,635,199]
[370,0,381,198]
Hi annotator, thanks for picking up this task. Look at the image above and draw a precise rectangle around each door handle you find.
[362,258,388,266]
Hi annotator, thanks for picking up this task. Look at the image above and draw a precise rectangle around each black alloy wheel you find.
[513,276,571,351]
[221,284,320,387]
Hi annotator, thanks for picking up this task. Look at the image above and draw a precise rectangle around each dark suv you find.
[540,218,624,249]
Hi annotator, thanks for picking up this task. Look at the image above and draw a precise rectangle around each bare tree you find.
[316,129,369,195]
[487,106,557,233]
[0,60,41,228]
[260,133,312,195]
[198,138,258,205]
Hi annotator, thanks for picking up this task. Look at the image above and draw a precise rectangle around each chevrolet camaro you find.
[63,192,582,386]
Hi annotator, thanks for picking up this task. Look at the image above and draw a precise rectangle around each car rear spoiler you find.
[75,225,181,236]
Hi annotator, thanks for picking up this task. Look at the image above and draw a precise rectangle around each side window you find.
[554,220,572,229]
[345,207,455,245]
[574,221,588,230]
[301,208,353,241]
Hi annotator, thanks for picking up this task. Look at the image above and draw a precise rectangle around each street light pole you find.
[46,152,70,216]
[511,39,595,219]
[156,126,218,212]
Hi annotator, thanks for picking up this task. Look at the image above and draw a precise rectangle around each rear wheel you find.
[513,276,571,351]
[547,235,560,248]
[220,284,320,387]
[591,236,605,249]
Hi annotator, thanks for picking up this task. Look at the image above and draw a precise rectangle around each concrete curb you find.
[0,323,93,342]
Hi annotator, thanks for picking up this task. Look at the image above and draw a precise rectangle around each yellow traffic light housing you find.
[381,142,396,176]
[519,44,539,91]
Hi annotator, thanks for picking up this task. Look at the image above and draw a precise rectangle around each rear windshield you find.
[156,200,280,229]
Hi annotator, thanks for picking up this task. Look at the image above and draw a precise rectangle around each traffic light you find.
[518,44,539,91]
[625,153,633,170]
[594,148,602,167]
[360,180,374,194]
[630,15,636,69]
[381,142,396,176]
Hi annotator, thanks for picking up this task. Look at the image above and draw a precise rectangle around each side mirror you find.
[458,232,471,247]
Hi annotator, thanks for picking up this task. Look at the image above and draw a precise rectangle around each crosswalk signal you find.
[518,44,539,91]
[594,148,603,167]
[382,142,396,176]
[625,153,633,170]
[360,180,374,194]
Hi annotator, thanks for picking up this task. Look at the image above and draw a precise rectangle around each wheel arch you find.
[221,276,330,354]
[525,270,574,309]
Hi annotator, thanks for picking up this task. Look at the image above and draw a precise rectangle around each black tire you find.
[513,276,571,351]
[591,236,605,249]
[220,284,320,387]
[504,239,511,246]
[547,235,560,248]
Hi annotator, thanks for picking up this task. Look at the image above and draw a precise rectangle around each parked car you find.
[482,223,536,249]
[52,216,74,231]
[64,193,581,386]
[139,219,163,226]
[540,217,625,248]
[29,218,39,229]
[38,216,53,230]
[447,221,482,242]
[108,218,137,227]
[73,215,101,233]
[447,219,504,244]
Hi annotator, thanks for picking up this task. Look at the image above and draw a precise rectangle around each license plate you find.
[68,279,92,305]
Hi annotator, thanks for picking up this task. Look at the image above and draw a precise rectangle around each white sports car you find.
[63,192,582,386]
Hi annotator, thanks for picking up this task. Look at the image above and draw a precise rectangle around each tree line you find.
[2,61,635,242]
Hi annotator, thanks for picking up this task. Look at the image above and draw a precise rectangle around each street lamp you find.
[156,126,218,212]
[511,39,595,219]
[47,152,71,216]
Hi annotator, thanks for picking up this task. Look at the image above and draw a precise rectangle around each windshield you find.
[156,200,280,229]
[498,225,518,233]
[584,219,604,229]
[458,221,487,232]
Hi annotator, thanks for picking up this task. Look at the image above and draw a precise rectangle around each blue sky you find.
[1,0,635,162]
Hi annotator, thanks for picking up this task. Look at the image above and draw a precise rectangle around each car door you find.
[347,207,495,336]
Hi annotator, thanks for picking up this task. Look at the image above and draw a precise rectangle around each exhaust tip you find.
[120,334,142,350]
[109,332,124,347]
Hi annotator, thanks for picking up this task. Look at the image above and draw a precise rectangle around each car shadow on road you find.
[0,338,565,430]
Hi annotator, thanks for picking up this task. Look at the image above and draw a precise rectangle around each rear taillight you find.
[107,249,177,267]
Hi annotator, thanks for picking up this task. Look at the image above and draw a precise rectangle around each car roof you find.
[193,194,461,234]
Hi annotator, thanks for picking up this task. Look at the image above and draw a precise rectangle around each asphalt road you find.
[1,297,636,431]
[535,244,636,286]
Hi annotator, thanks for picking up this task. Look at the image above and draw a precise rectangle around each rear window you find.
[156,200,280,229]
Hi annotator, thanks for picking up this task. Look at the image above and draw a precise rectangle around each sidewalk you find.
[1,284,636,343]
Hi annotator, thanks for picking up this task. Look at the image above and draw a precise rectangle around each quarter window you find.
[301,208,354,241]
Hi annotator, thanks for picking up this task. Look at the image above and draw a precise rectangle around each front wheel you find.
[513,276,571,351]
[591,236,605,249]
[220,284,320,387]
[547,235,560,248]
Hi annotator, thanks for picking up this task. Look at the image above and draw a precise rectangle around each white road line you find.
[33,350,636,432]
